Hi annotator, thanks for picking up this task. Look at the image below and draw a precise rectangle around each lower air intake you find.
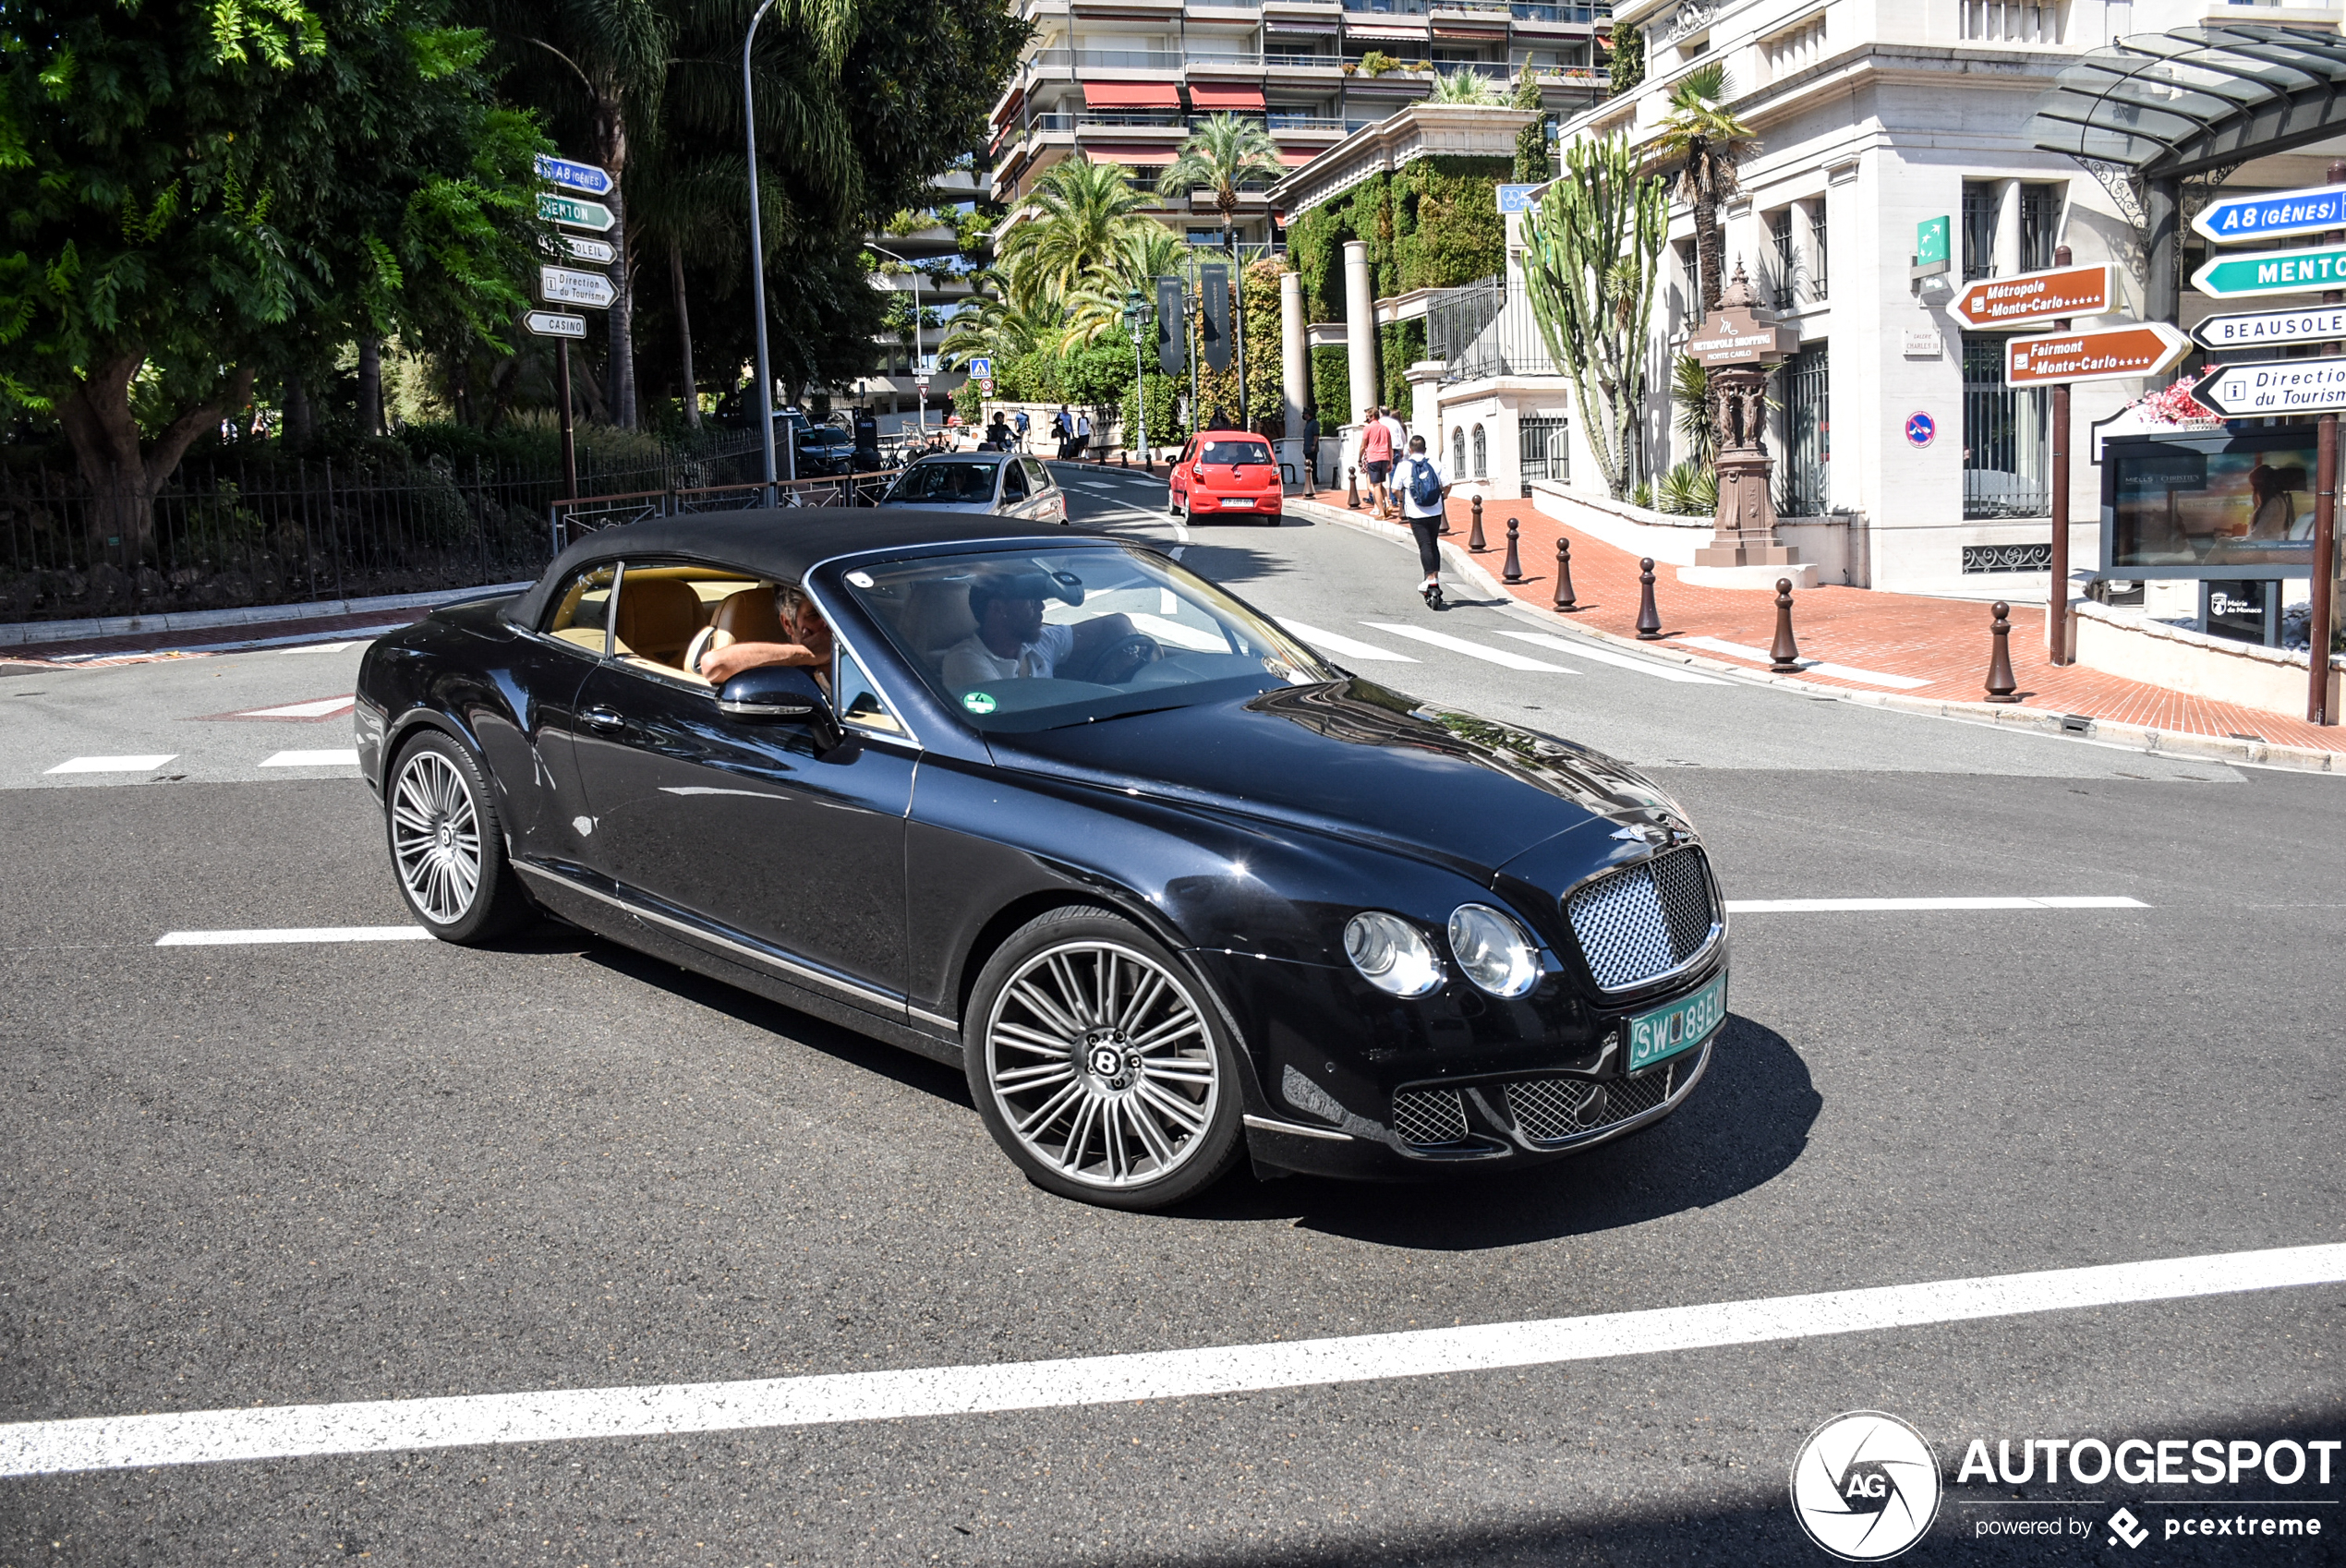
[1390,1088,1469,1147]
[1505,1063,1680,1144]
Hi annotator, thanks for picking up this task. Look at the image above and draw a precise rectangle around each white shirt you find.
[1398,453,1450,520]
[1379,413,1408,452]
[942,622,1076,688]
[1076,415,1093,436]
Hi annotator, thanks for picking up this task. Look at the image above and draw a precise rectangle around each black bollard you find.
[1985,600,2020,703]
[1348,466,1360,510]
[1468,502,1487,552]
[1464,494,1481,541]
[1502,517,1524,584]
[1636,557,1663,640]
[1769,578,1802,672]
[1553,537,1577,611]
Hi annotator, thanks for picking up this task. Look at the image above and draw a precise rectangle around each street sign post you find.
[2190,181,2346,246]
[2191,243,2346,299]
[538,192,617,232]
[539,265,616,309]
[1950,263,2115,330]
[1495,184,1539,214]
[524,310,587,340]
[534,154,613,196]
[968,356,993,378]
[2005,320,2189,387]
[2193,356,2346,416]
[559,235,616,266]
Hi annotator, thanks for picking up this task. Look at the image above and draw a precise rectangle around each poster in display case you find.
[2102,429,2323,579]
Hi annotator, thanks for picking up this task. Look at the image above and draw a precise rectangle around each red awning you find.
[1084,143,1174,164]
[1190,83,1267,111]
[1082,81,1181,109]
[1277,149,1318,166]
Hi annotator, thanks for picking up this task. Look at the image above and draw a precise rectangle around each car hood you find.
[986,679,1685,878]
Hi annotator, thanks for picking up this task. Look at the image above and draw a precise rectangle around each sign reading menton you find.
[2192,244,2346,299]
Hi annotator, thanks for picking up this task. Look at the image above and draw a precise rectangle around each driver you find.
[693,585,834,690]
[942,571,1136,688]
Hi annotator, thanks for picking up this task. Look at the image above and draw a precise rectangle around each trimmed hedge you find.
[1285,155,1512,326]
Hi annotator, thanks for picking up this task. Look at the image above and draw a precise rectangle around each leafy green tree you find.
[1607,22,1644,94]
[1520,132,1666,500]
[997,157,1148,308]
[1650,62,1758,316]
[1511,73,1551,183]
[1155,115,1282,425]
[0,0,545,550]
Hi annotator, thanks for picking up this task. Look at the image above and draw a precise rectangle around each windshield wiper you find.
[1047,702,1191,730]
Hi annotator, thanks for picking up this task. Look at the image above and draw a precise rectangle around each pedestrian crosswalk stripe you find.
[1276,619,1419,663]
[45,754,177,775]
[155,926,431,947]
[235,694,355,719]
[1362,623,1578,672]
[259,749,361,768]
[1495,631,1733,685]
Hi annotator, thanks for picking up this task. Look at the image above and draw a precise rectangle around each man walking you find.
[1074,410,1094,462]
[1397,433,1453,609]
[1358,405,1395,519]
[1012,408,1030,452]
[1051,404,1071,460]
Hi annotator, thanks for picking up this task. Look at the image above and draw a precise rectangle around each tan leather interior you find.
[710,585,786,645]
[899,579,979,656]
[613,576,703,666]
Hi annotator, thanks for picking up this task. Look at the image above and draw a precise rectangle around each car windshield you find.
[889,460,1000,503]
[1201,440,1272,466]
[838,545,1339,731]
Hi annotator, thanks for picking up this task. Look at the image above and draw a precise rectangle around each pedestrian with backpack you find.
[1397,434,1453,608]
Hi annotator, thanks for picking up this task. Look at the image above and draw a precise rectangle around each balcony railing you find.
[1509,2,1609,20]
[1266,112,1347,129]
[1426,279,1558,381]
[1265,52,1343,67]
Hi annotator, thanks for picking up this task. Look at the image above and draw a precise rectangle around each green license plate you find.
[1626,971,1726,1073]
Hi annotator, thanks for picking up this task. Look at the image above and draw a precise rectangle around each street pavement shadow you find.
[1175,1014,1819,1248]
[1170,537,1300,588]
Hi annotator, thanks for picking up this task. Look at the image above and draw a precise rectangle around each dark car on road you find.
[355,513,1727,1209]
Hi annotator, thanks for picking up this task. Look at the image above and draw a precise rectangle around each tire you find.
[383,730,536,945]
[964,906,1245,1211]
[1266,513,1285,527]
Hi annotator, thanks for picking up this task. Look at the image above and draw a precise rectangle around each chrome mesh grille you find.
[1565,848,1719,991]
[1506,1063,1678,1144]
[1390,1088,1469,1147]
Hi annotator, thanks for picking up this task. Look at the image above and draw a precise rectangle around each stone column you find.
[1278,270,1309,488]
[1344,240,1378,425]
[1994,178,2023,277]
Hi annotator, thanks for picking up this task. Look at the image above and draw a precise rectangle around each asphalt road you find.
[0,466,2340,1567]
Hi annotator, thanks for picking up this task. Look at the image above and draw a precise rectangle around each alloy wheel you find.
[390,748,482,924]
[982,941,1220,1189]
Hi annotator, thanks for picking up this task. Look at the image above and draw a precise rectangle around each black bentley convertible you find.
[356,511,1728,1209]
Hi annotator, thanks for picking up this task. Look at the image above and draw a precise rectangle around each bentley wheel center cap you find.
[436,822,453,850]
[1083,1031,1134,1087]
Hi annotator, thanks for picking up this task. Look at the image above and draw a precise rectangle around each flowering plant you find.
[2124,376,2222,425]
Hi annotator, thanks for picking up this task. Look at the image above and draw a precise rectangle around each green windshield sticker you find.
[962,691,998,714]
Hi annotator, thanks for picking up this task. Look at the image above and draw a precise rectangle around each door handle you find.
[582,706,627,734]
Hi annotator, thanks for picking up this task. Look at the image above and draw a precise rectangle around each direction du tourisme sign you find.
[2194,357,2346,416]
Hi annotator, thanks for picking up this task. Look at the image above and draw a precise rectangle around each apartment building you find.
[986,0,1616,242]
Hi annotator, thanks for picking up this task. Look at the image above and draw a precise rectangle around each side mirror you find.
[718,664,832,727]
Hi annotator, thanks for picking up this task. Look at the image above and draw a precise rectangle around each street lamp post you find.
[742,0,782,505]
[1122,288,1154,466]
[867,242,925,442]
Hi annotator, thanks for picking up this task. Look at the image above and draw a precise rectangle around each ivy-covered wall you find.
[1285,155,1513,325]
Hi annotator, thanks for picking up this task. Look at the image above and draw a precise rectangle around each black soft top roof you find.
[505,506,1114,626]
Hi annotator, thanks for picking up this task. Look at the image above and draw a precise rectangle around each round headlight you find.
[1446,903,1542,998]
[1343,911,1444,997]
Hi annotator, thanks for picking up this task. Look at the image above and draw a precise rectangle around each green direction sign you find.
[1913,215,1950,279]
[2192,242,2346,299]
[538,191,616,233]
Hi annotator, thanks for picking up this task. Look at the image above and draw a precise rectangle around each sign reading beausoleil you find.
[2195,356,2346,416]
[533,153,613,196]
[1949,263,2114,329]
[560,235,617,265]
[2192,243,2346,299]
[539,265,615,309]
[2191,181,2346,246]
[2005,321,2189,387]
[2192,304,2346,349]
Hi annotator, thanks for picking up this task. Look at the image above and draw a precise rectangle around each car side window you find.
[1002,463,1028,501]
[1022,458,1053,492]
[544,563,620,655]
[833,646,906,737]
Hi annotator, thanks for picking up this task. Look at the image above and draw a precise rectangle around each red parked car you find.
[1169,430,1283,525]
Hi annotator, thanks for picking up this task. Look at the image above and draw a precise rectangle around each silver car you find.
[878,453,1067,523]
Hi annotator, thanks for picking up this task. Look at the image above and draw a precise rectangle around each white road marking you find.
[1496,631,1732,684]
[45,754,177,775]
[4,1241,2337,1477]
[259,749,361,768]
[1362,623,1577,672]
[1678,635,1932,691]
[1127,614,1230,653]
[236,694,355,719]
[279,642,357,655]
[1727,896,2148,913]
[1276,620,1420,663]
[155,926,430,946]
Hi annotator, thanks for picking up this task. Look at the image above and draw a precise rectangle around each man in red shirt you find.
[1358,406,1396,519]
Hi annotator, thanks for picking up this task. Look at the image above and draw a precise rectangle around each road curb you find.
[0,582,533,649]
[1286,496,2341,776]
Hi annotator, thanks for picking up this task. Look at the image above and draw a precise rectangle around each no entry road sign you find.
[525,310,587,340]
[1951,263,2113,330]
[534,154,613,197]
[538,192,616,233]
[2005,321,2189,387]
[2192,243,2346,299]
[2195,356,2346,416]
[539,265,615,309]
[2191,182,2346,246]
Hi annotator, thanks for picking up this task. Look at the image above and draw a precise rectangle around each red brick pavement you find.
[1310,487,2346,754]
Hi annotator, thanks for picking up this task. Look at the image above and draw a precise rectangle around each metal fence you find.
[1426,281,1559,382]
[1777,345,1830,516]
[1961,336,2050,518]
[0,429,772,624]
[1519,416,1570,487]
[550,469,899,548]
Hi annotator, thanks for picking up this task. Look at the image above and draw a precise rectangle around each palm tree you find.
[938,275,1062,367]
[1060,222,1186,347]
[1155,115,1284,424]
[1430,68,1496,105]
[996,156,1149,309]
[1648,62,1759,318]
